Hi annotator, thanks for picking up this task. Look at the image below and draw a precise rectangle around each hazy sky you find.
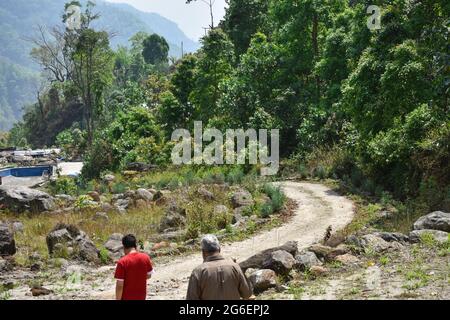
[105,0,228,41]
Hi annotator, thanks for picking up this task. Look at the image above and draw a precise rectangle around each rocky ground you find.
[0,181,448,300]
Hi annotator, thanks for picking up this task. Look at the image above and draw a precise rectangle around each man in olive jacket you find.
[186,234,252,300]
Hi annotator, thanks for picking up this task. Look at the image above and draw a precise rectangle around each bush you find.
[49,177,78,196]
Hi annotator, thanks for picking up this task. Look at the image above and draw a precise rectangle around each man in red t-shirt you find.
[114,234,154,300]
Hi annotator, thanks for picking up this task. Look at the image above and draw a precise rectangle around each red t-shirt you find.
[114,252,154,300]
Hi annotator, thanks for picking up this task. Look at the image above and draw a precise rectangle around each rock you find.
[93,212,109,222]
[409,230,449,244]
[309,266,328,277]
[103,174,115,183]
[11,221,24,233]
[159,211,186,232]
[135,188,154,202]
[231,189,254,209]
[360,234,392,252]
[0,223,16,256]
[87,191,101,202]
[324,234,346,247]
[125,162,157,172]
[114,198,131,212]
[334,254,360,265]
[247,269,278,293]
[104,233,124,261]
[55,194,75,203]
[31,286,53,297]
[46,223,100,263]
[0,186,55,213]
[240,241,298,272]
[294,251,322,271]
[413,211,450,232]
[159,230,186,241]
[262,250,296,275]
[309,243,349,261]
[153,190,164,202]
[198,187,215,200]
[30,263,41,272]
[232,212,246,225]
[101,203,115,213]
[214,205,228,215]
[0,257,13,271]
[372,232,409,243]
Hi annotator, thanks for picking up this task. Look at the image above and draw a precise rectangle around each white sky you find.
[105,0,228,41]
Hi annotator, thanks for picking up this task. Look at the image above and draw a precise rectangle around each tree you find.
[142,34,169,66]
[190,28,234,123]
[62,1,115,145]
[222,0,270,56]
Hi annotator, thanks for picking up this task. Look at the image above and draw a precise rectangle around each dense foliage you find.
[7,1,450,211]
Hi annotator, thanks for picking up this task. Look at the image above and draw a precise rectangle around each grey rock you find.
[114,198,131,211]
[294,251,322,271]
[231,190,254,209]
[409,229,449,244]
[373,232,409,243]
[198,187,215,200]
[413,211,450,232]
[135,188,154,202]
[262,250,296,275]
[103,174,116,183]
[0,186,55,213]
[0,257,14,271]
[214,205,228,215]
[46,223,99,263]
[93,212,109,222]
[0,223,16,256]
[159,211,187,232]
[247,269,278,293]
[11,221,24,233]
[240,241,298,272]
[87,191,101,202]
[55,194,75,203]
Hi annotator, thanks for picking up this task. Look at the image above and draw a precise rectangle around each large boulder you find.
[46,223,100,264]
[0,186,55,213]
[409,229,449,245]
[159,202,186,232]
[372,232,409,243]
[104,233,124,261]
[231,190,254,209]
[348,234,403,253]
[294,251,322,271]
[247,269,278,293]
[413,211,450,232]
[135,189,154,202]
[261,250,296,275]
[308,243,349,261]
[0,223,16,256]
[239,241,298,272]
[0,257,14,271]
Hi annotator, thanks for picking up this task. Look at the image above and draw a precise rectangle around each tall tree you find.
[142,34,169,66]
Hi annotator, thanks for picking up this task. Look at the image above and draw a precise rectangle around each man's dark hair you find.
[122,234,137,249]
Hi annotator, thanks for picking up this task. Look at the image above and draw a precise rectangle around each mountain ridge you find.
[0,0,199,131]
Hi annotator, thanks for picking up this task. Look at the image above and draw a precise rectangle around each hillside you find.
[0,0,199,131]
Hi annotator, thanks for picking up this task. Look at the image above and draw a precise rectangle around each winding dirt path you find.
[95,181,355,300]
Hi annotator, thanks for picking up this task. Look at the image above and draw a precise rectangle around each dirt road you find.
[94,181,355,300]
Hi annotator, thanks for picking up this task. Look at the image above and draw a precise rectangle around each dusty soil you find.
[2,181,356,300]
